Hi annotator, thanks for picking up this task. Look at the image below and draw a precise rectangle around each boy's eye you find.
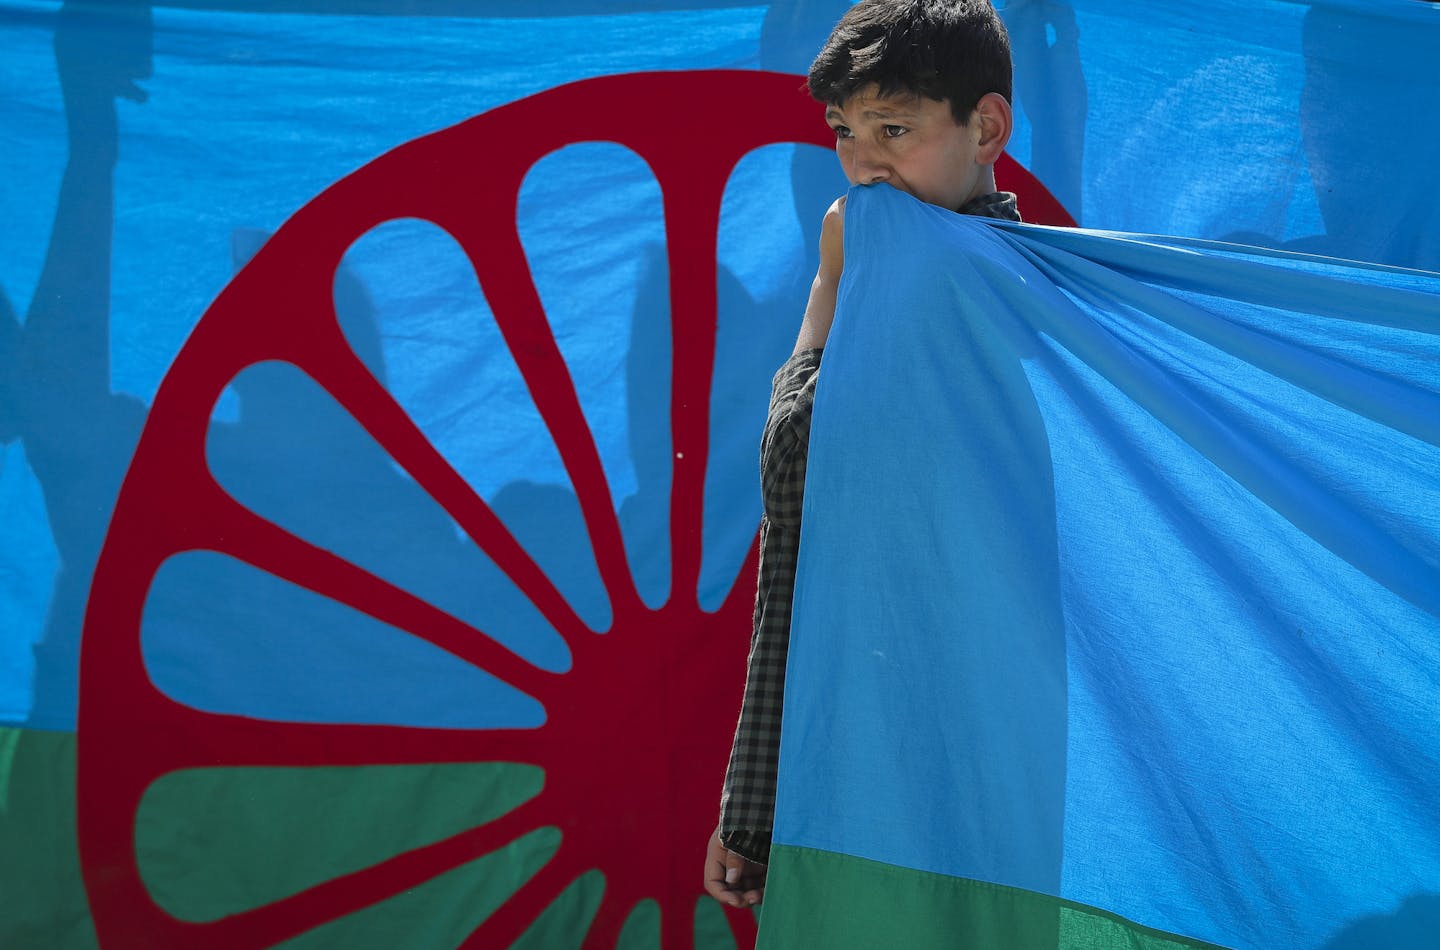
[883,125,908,138]
[831,125,853,139]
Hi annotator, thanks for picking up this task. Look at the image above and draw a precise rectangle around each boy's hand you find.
[703,826,766,907]
[793,196,846,353]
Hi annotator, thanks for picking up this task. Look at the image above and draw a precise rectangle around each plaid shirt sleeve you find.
[716,191,1021,865]
[719,348,822,865]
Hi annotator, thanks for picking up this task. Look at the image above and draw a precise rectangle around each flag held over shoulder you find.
[765,182,1440,950]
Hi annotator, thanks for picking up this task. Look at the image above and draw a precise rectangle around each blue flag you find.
[2,0,1437,946]
[769,182,1440,950]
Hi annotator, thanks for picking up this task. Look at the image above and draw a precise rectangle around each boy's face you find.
[825,85,986,211]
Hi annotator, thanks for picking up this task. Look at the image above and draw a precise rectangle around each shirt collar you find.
[957,190,1022,222]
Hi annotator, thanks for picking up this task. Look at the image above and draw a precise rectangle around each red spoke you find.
[461,183,642,619]
[657,166,725,607]
[210,795,548,947]
[305,330,599,648]
[157,709,547,771]
[578,887,627,950]
[457,839,580,949]
[725,904,759,949]
[633,76,832,607]
[207,489,559,703]
[660,891,696,950]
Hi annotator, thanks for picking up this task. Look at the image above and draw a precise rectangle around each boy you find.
[703,0,1020,909]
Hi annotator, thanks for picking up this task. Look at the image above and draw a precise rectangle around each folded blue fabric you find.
[776,183,1440,950]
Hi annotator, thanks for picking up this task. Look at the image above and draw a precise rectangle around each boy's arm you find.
[791,197,845,353]
[714,354,820,876]
[760,197,844,528]
[703,196,848,907]
[759,350,823,528]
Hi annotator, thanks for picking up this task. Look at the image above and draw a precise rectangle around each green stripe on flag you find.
[136,762,543,922]
[759,845,1231,950]
[276,827,560,949]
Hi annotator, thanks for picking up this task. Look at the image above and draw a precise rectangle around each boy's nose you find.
[849,141,890,184]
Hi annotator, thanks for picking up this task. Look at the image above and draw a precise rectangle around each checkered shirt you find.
[718,191,1022,865]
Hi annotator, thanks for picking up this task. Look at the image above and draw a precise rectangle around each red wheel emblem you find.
[78,70,1072,949]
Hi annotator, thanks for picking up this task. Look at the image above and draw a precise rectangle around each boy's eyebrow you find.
[826,106,921,121]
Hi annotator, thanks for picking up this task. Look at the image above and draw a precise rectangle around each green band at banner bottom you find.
[758,844,1231,950]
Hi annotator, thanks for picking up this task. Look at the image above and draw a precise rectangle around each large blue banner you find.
[2,0,1436,946]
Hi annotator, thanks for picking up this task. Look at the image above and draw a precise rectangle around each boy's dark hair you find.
[808,0,1012,123]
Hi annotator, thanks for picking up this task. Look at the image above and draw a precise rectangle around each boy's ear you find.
[973,92,1014,164]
